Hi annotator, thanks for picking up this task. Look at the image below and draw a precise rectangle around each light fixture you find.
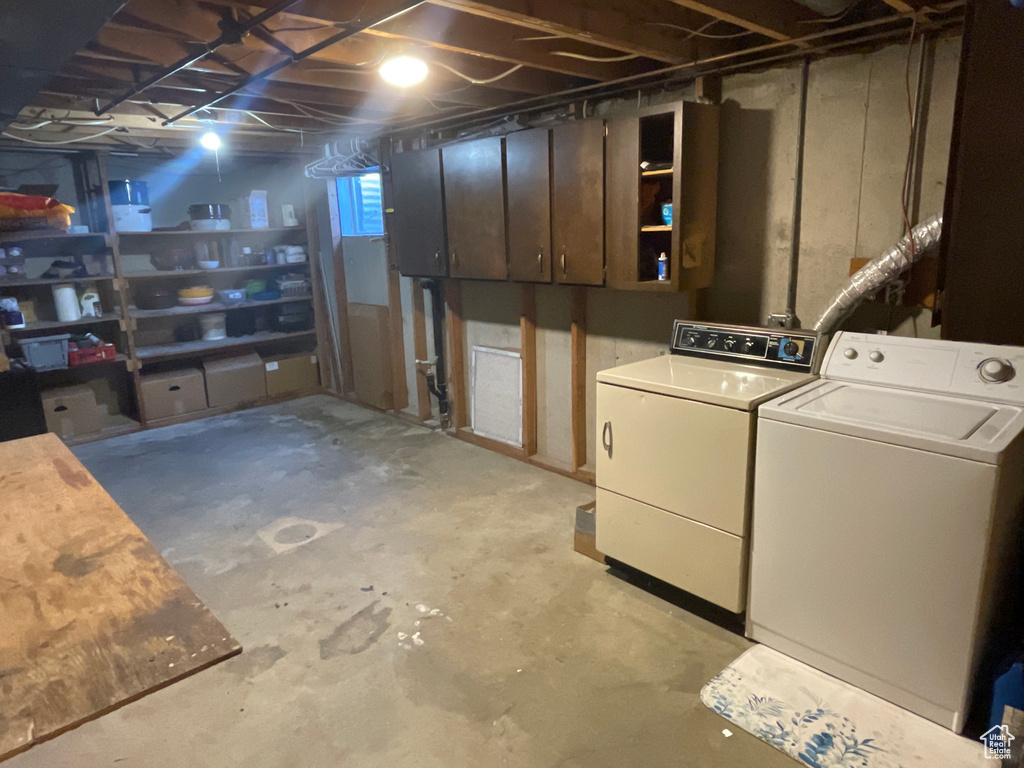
[379,55,428,87]
[200,130,222,151]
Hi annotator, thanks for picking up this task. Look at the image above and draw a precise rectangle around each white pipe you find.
[812,213,943,334]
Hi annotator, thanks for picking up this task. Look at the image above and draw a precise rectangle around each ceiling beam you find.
[428,0,734,64]
[663,0,818,42]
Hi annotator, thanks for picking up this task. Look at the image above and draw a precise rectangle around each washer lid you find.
[596,354,817,410]
[761,380,1024,463]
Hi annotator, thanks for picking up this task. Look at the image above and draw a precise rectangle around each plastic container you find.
[276,276,311,297]
[199,313,227,341]
[109,180,153,233]
[658,252,669,282]
[68,342,117,366]
[217,288,246,307]
[660,201,673,226]
[21,333,71,370]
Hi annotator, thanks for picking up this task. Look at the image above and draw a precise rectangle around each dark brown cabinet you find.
[605,102,719,292]
[506,128,552,283]
[552,120,605,286]
[442,137,508,281]
[389,148,448,278]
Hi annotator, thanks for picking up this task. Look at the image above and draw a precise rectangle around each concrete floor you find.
[9,395,791,768]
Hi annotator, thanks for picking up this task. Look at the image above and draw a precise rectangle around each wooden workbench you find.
[0,433,241,761]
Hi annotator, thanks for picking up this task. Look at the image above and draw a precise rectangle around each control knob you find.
[979,358,1015,383]
[706,337,718,349]
[743,338,755,351]
[869,351,885,363]
[682,334,697,347]
[724,338,736,351]
[844,348,858,360]
[783,341,800,357]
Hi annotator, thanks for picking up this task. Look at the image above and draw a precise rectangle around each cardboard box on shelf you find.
[40,385,101,439]
[263,351,320,396]
[141,369,207,420]
[203,353,266,408]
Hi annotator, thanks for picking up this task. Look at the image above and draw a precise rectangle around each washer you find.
[748,331,1024,732]
[595,320,821,612]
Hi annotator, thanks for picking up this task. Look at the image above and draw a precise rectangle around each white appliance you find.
[748,332,1024,732]
[595,321,822,612]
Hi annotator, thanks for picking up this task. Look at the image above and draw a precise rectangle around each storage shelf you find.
[117,227,306,238]
[7,313,122,333]
[135,329,317,361]
[0,275,117,288]
[0,230,108,244]
[640,169,673,177]
[640,225,672,232]
[130,295,312,319]
[124,263,309,279]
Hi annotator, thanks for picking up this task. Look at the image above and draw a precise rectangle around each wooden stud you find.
[411,280,433,421]
[445,280,467,430]
[325,181,355,395]
[570,285,587,471]
[520,284,537,457]
[302,179,342,395]
[378,138,409,414]
[663,0,814,42]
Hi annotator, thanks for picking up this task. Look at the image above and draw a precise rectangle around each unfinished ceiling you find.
[1,0,963,152]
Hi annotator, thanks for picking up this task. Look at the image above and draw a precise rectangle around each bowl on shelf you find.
[197,260,219,270]
[189,204,232,231]
[136,288,177,310]
[150,248,195,271]
[217,288,246,307]
[178,286,214,306]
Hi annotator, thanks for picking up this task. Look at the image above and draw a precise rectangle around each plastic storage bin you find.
[21,333,71,370]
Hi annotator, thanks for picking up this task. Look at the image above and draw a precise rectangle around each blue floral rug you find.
[700,645,987,767]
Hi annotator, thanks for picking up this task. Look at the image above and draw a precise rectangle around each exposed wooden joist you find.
[664,0,817,42]
[368,4,651,80]
[431,0,734,64]
[879,0,929,12]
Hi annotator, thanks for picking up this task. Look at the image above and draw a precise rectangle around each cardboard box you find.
[263,352,320,396]
[349,303,393,410]
[203,353,266,408]
[574,500,605,564]
[40,385,101,439]
[141,369,208,420]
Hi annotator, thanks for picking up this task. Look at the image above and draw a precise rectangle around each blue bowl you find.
[661,202,673,226]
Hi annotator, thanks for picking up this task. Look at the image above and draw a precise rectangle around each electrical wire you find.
[1,127,120,145]
[8,116,115,130]
[797,1,864,25]
[900,16,918,264]
[550,51,639,62]
[433,61,524,84]
[643,20,757,39]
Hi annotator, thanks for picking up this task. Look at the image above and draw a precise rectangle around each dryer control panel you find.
[822,331,1024,405]
[670,321,821,372]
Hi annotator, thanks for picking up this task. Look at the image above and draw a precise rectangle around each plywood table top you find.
[0,433,241,761]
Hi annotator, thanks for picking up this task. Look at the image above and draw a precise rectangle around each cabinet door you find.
[506,128,551,283]
[552,120,604,285]
[390,148,447,277]
[442,137,507,280]
[604,115,641,288]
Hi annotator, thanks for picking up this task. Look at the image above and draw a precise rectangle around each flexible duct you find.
[811,213,944,334]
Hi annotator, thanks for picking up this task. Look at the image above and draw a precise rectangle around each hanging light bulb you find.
[200,130,222,151]
[379,55,428,87]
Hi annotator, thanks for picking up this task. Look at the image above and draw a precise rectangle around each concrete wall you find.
[354,36,962,459]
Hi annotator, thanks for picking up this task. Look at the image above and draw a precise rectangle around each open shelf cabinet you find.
[0,149,332,444]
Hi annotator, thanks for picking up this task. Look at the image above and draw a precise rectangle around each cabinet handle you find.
[560,251,566,277]
[434,251,440,264]
[537,250,544,274]
[602,421,612,458]
[451,249,457,268]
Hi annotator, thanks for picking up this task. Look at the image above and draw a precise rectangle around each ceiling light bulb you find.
[379,56,428,87]
[200,130,222,151]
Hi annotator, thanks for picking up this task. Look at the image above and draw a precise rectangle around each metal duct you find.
[811,213,944,334]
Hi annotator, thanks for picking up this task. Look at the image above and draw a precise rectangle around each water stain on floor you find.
[319,602,392,658]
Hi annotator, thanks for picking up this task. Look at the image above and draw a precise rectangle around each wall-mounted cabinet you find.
[441,137,508,281]
[552,120,605,286]
[506,128,552,283]
[606,102,720,292]
[390,148,448,278]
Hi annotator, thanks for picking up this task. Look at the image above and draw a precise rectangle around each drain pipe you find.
[768,58,810,330]
[811,213,943,335]
[418,279,451,429]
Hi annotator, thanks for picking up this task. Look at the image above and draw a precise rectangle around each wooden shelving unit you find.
[0,149,330,445]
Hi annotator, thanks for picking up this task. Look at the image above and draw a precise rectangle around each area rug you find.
[700,645,987,767]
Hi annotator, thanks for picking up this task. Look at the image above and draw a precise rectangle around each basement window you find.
[336,172,384,237]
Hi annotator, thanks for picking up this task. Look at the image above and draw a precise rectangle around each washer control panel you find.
[823,331,1024,405]
[671,321,820,372]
